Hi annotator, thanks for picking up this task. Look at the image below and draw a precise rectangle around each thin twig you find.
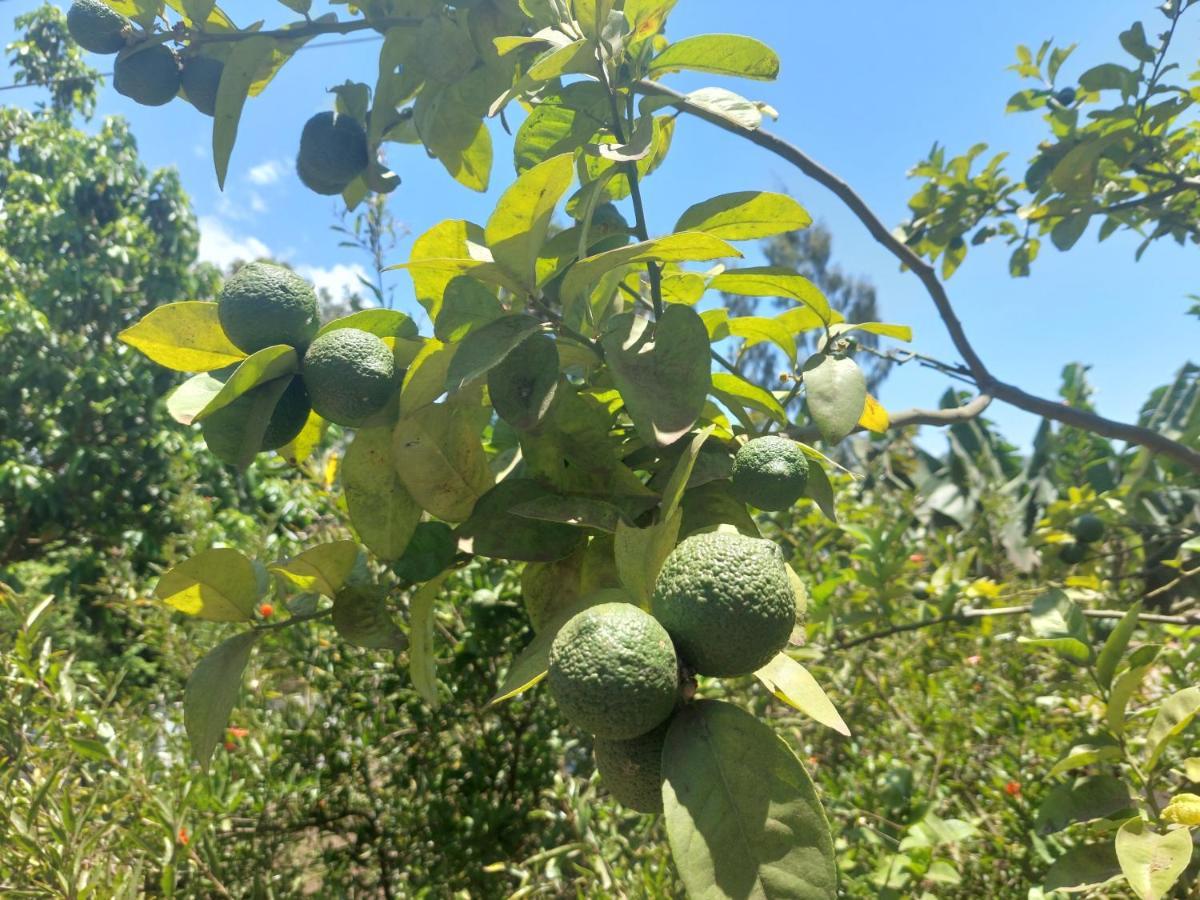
[636,79,1200,473]
[188,16,421,44]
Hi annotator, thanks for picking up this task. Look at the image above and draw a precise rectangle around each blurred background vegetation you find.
[1,5,1197,898]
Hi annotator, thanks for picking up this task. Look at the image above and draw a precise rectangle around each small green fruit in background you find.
[1072,513,1104,545]
[218,261,320,354]
[1054,87,1076,107]
[651,531,796,677]
[1059,542,1086,565]
[913,582,931,600]
[180,55,224,116]
[547,602,678,740]
[594,719,671,813]
[201,377,311,466]
[296,111,369,196]
[114,45,181,107]
[730,435,810,511]
[302,327,396,426]
[67,0,129,54]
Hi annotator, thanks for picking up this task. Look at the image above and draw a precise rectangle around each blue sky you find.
[3,2,1197,450]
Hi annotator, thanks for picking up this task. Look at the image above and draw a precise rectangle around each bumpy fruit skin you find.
[218,262,320,354]
[180,55,224,116]
[1073,514,1105,545]
[296,112,369,195]
[731,435,810,511]
[547,602,678,740]
[651,532,796,677]
[594,719,670,813]
[201,377,311,465]
[114,44,181,107]
[67,0,128,54]
[302,328,396,425]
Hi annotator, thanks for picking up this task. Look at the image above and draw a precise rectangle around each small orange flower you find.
[909,553,926,564]
[1004,781,1021,796]
[177,827,189,845]
[227,726,249,739]
[965,655,982,666]
[258,603,274,617]
[224,740,237,751]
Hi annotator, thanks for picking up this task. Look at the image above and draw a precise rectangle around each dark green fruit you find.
[594,719,670,813]
[113,44,181,107]
[913,582,931,600]
[1055,87,1077,107]
[218,261,320,354]
[302,328,396,425]
[180,55,224,116]
[731,435,810,511]
[201,377,311,466]
[67,0,129,54]
[651,531,796,677]
[1072,514,1105,545]
[1059,542,1086,565]
[547,602,678,740]
[296,112,369,196]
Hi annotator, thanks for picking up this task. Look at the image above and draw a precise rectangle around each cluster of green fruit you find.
[1059,513,1105,565]
[67,2,371,196]
[67,0,223,113]
[547,465,804,812]
[204,262,399,464]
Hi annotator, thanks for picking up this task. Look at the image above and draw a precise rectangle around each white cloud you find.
[249,192,268,214]
[197,216,271,269]
[247,159,288,186]
[297,263,371,301]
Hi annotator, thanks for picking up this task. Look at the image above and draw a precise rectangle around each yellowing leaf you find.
[649,33,781,81]
[484,153,575,289]
[118,302,245,372]
[268,541,360,598]
[755,653,850,736]
[857,393,890,433]
[674,191,811,241]
[156,548,262,622]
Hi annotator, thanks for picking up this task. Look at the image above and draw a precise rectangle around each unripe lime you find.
[180,55,223,116]
[296,112,369,195]
[301,328,396,425]
[218,261,320,354]
[67,0,129,54]
[731,435,809,511]
[114,44,181,107]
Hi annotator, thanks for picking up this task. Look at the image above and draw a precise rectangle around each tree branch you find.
[187,16,421,44]
[636,79,1200,473]
[788,393,994,442]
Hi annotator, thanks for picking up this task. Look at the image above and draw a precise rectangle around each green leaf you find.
[408,574,448,707]
[400,339,458,414]
[662,700,838,899]
[268,540,360,599]
[341,426,421,559]
[1144,686,1200,771]
[1048,735,1123,776]
[415,85,493,192]
[1106,647,1160,734]
[1119,22,1157,64]
[1018,588,1093,664]
[1044,843,1122,894]
[660,426,715,520]
[392,522,457,584]
[680,480,760,539]
[393,403,494,522]
[405,220,489,320]
[317,309,418,340]
[193,345,298,423]
[445,314,544,393]
[166,372,226,425]
[1035,776,1132,833]
[213,36,279,190]
[485,153,575,288]
[1096,601,1142,690]
[755,653,850,736]
[615,507,681,608]
[726,316,797,367]
[827,321,913,342]
[711,372,787,423]
[675,86,766,130]
[156,548,262,622]
[674,191,811,241]
[601,306,712,446]
[650,34,781,81]
[514,82,611,173]
[803,353,867,445]
[1079,63,1139,95]
[711,267,832,324]
[184,631,259,770]
[560,232,740,312]
[332,586,407,652]
[457,479,586,561]
[489,333,560,430]
[435,278,504,342]
[489,588,628,704]
[510,493,624,533]
[1115,818,1193,900]
[802,454,837,522]
[118,302,245,372]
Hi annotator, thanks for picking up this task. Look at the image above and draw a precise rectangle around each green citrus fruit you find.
[547,602,678,740]
[301,327,396,425]
[731,435,810,511]
[67,0,129,54]
[1072,514,1105,545]
[217,261,320,354]
[1059,542,1087,565]
[296,112,369,196]
[113,44,181,107]
[201,377,311,465]
[651,531,796,677]
[180,55,223,116]
[594,719,670,813]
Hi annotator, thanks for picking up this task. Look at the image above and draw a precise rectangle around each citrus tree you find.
[62,0,1200,896]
